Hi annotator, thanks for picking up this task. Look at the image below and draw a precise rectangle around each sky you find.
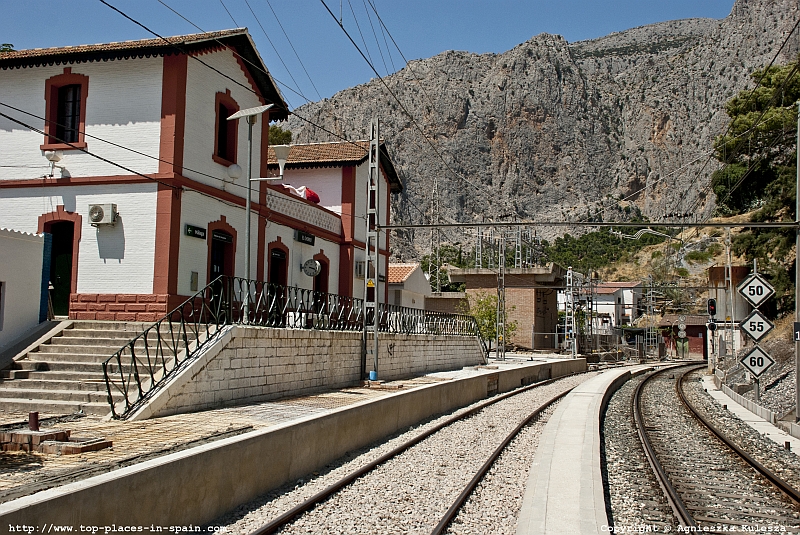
[1,0,736,109]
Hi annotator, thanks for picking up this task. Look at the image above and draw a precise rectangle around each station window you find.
[41,68,89,150]
[213,90,239,166]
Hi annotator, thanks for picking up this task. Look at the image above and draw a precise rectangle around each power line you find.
[674,14,800,217]
[380,220,798,230]
[263,0,324,101]
[0,102,367,222]
[319,0,484,197]
[0,111,178,191]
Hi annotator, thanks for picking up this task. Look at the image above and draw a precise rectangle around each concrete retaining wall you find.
[0,358,586,528]
[133,325,487,419]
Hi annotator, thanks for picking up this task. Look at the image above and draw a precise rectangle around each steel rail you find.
[429,388,571,535]
[677,366,800,505]
[633,364,698,529]
[249,373,580,535]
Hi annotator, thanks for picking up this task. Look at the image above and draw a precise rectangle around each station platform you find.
[516,364,653,535]
[0,354,584,529]
[701,374,800,454]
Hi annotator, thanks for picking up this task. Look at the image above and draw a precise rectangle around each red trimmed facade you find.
[41,67,89,150]
[1,30,401,322]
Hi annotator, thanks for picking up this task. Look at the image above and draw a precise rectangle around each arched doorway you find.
[267,240,289,326]
[269,248,287,287]
[47,221,75,316]
[38,206,81,318]
[210,230,234,280]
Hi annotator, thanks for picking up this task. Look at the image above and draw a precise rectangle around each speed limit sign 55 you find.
[739,309,774,343]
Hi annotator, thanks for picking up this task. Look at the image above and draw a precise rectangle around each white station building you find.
[0,29,401,323]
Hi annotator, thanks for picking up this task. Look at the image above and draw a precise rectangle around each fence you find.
[103,276,484,419]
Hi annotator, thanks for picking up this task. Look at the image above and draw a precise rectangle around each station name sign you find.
[185,224,206,239]
[295,230,315,246]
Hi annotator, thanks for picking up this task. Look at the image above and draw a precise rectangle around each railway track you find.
[634,364,800,532]
[212,372,594,534]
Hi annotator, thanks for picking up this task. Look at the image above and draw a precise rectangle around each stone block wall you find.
[145,326,485,418]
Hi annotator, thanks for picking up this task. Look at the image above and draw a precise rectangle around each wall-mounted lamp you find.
[272,144,290,181]
[44,151,67,178]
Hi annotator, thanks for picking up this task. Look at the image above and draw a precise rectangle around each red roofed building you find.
[387,263,431,309]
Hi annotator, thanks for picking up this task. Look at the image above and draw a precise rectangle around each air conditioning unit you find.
[88,204,118,226]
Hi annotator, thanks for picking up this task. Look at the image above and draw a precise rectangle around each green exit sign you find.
[185,224,206,239]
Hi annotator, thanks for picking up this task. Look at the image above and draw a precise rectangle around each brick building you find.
[447,264,565,350]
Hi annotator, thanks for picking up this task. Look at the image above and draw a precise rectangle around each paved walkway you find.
[701,374,800,453]
[0,354,569,504]
[516,365,652,535]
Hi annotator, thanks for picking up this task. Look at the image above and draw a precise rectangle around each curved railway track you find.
[241,373,585,535]
[634,364,800,532]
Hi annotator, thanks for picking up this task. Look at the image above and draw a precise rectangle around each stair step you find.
[68,321,151,331]
[15,360,106,373]
[43,337,150,347]
[36,344,158,356]
[0,387,116,403]
[0,397,111,416]
[0,378,109,391]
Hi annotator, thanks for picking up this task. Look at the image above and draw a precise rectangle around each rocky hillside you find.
[286,0,800,258]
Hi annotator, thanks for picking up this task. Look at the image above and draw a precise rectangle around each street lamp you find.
[226,103,274,322]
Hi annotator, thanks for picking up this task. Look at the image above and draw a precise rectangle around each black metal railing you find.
[103,276,484,419]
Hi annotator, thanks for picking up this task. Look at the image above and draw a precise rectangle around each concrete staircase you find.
[0,321,149,416]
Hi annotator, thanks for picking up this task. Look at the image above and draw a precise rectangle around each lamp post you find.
[226,104,274,322]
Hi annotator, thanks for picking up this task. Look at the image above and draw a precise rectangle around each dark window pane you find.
[217,103,229,160]
[56,85,81,143]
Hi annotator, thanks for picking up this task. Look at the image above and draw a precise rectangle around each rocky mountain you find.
[286,0,800,259]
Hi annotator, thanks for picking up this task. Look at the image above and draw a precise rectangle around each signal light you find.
[707,298,717,317]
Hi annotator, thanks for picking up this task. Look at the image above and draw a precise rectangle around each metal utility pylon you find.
[496,232,506,360]
[475,229,483,269]
[565,267,577,358]
[363,118,380,380]
[514,225,522,268]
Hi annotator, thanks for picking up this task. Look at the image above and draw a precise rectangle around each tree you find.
[421,243,469,292]
[269,124,292,145]
[0,44,13,52]
[460,291,517,349]
[711,58,799,315]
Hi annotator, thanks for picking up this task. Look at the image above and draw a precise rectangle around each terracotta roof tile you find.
[267,141,403,192]
[0,29,245,62]
[267,141,370,166]
[0,29,288,120]
[388,263,420,284]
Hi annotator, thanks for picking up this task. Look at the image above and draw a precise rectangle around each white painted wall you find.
[264,223,339,292]
[0,183,158,294]
[0,229,44,350]
[183,48,265,200]
[352,162,390,250]
[178,189,340,296]
[282,167,343,214]
[0,58,163,180]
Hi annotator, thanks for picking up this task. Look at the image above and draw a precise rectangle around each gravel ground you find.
[210,372,597,534]
[684,368,800,493]
[602,370,674,530]
[644,367,800,530]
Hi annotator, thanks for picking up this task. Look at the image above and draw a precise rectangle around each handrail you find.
[103,276,485,419]
[102,276,231,419]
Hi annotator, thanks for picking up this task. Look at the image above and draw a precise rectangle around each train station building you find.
[0,29,400,326]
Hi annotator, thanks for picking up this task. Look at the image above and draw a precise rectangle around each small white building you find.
[0,30,401,321]
[0,229,48,351]
[594,281,643,328]
[387,263,431,309]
